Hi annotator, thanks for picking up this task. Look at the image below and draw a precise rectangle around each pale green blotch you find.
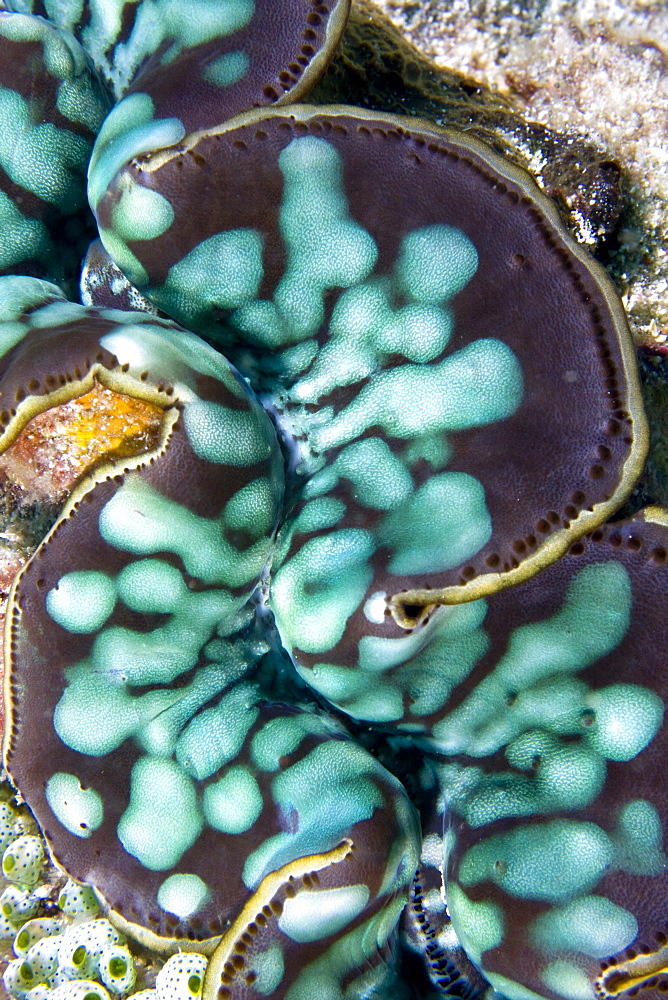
[111,177,174,242]
[333,438,413,510]
[97,227,149,289]
[383,302,454,363]
[278,885,370,943]
[0,87,87,209]
[231,299,291,350]
[183,399,272,466]
[99,475,269,589]
[612,799,667,875]
[46,570,116,633]
[45,773,103,839]
[56,650,248,760]
[139,660,252,757]
[250,943,284,996]
[311,600,488,723]
[377,472,491,575]
[202,766,263,834]
[157,874,211,918]
[202,49,250,87]
[45,25,89,78]
[93,559,234,686]
[452,726,607,830]
[223,477,277,540]
[0,191,51,271]
[360,600,488,719]
[123,0,255,87]
[584,683,664,761]
[432,561,632,755]
[27,299,88,328]
[459,730,606,827]
[0,275,65,323]
[251,714,327,772]
[0,318,40,357]
[44,20,107,128]
[54,657,182,755]
[155,229,263,330]
[495,561,631,691]
[283,906,400,1000]
[396,224,478,303]
[243,741,384,889]
[271,529,374,653]
[176,684,259,779]
[156,0,255,42]
[0,8,60,46]
[371,893,409,949]
[97,315,256,404]
[311,338,523,453]
[378,793,421,896]
[458,820,613,903]
[78,0,253,95]
[56,71,108,130]
[308,665,404,722]
[290,497,345,535]
[541,961,596,1000]
[404,432,452,470]
[88,92,185,209]
[118,757,202,870]
[405,601,489,717]
[117,558,184,611]
[445,883,504,968]
[290,280,455,403]
[531,895,637,958]
[273,137,378,341]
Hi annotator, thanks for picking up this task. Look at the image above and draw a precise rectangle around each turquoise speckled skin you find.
[1,278,421,999]
[420,510,668,1000]
[0,3,664,1000]
[0,10,108,284]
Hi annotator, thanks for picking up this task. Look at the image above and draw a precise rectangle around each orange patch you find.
[0,380,165,502]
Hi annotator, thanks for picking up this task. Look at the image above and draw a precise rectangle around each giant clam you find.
[0,3,663,1000]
